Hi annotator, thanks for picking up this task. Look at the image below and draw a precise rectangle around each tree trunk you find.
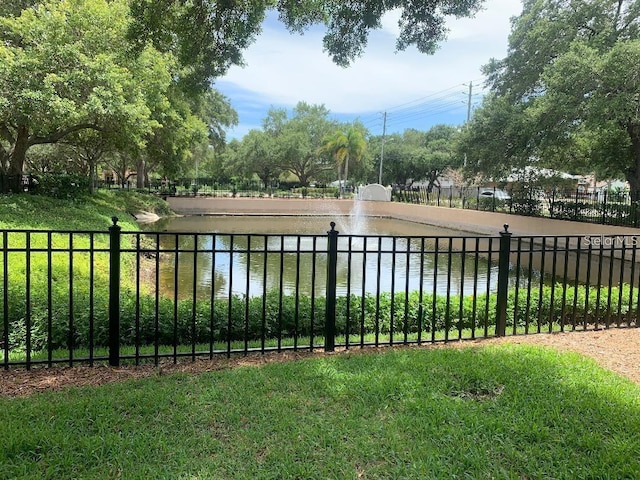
[9,124,29,175]
[627,124,640,201]
[89,159,96,195]
[344,156,349,191]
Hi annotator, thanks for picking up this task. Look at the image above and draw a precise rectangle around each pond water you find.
[147,215,501,299]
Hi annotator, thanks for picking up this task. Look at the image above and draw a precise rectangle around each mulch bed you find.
[1,328,638,398]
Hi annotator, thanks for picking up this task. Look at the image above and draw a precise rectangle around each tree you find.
[0,0,165,184]
[136,85,213,186]
[378,126,460,187]
[264,102,336,186]
[238,129,283,187]
[322,125,367,193]
[457,95,535,181]
[410,125,460,191]
[478,0,640,194]
[128,0,486,90]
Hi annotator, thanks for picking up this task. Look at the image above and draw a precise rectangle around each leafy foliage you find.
[465,0,640,192]
[128,0,485,89]
[34,173,91,199]
[2,281,637,353]
[0,0,164,175]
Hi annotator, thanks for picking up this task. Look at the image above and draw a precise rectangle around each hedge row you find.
[2,283,638,353]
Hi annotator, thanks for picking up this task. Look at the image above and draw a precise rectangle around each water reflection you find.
[149,216,499,299]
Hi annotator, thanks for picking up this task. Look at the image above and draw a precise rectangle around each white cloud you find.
[218,0,523,135]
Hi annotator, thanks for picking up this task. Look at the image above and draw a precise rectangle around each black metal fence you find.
[1,220,638,369]
[0,174,34,194]
[394,185,640,228]
[97,178,344,199]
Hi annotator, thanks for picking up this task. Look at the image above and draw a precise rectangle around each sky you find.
[214,0,524,140]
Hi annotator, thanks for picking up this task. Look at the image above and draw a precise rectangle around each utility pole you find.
[464,81,473,167]
[378,111,387,185]
[466,81,473,123]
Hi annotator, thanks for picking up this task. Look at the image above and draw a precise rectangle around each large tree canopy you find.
[0,0,239,189]
[467,0,640,193]
[268,102,336,186]
[0,0,166,176]
[379,125,460,187]
[128,0,487,90]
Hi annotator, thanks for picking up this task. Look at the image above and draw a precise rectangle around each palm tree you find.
[322,126,366,194]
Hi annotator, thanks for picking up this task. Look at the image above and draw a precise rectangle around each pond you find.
[146,215,502,299]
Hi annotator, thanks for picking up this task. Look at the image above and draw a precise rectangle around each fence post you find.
[495,224,512,337]
[325,222,339,352]
[109,217,121,366]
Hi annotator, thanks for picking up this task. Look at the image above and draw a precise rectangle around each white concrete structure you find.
[356,184,392,202]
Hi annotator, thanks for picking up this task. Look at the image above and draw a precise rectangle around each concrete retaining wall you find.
[167,197,639,237]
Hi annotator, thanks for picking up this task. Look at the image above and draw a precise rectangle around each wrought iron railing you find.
[1,220,638,369]
[393,185,640,228]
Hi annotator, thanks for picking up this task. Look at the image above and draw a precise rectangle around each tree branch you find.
[27,124,102,147]
[0,123,15,145]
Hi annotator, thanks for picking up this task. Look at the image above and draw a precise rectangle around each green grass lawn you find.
[0,190,171,231]
[1,344,639,479]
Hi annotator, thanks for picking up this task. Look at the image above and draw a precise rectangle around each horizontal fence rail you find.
[1,220,638,369]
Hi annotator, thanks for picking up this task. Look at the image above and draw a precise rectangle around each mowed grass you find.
[2,344,640,479]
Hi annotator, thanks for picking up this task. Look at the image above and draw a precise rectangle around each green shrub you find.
[34,173,91,199]
[550,201,591,220]
[511,197,542,216]
[1,282,637,354]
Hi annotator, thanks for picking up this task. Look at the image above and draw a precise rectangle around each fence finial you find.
[111,216,119,226]
[503,223,509,233]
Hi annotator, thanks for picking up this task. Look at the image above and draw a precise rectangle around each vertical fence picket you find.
[89,233,95,366]
[496,225,512,337]
[360,237,367,348]
[310,236,318,351]
[293,236,301,351]
[154,233,161,365]
[345,236,353,349]
[325,222,338,352]
[629,241,638,327]
[135,234,141,365]
[389,236,397,345]
[417,237,425,345]
[245,236,252,354]
[2,218,640,369]
[471,237,480,339]
[431,238,439,343]
[67,233,73,366]
[47,232,53,367]
[108,217,121,367]
[25,232,31,369]
[2,231,7,370]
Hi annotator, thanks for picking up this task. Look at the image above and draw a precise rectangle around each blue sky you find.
[214,0,523,140]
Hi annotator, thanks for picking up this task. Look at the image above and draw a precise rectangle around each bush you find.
[550,200,592,221]
[511,197,542,216]
[34,173,91,199]
[2,281,637,353]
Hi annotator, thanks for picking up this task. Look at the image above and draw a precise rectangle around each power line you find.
[355,76,491,134]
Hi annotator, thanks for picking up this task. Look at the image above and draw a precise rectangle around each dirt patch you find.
[1,328,638,398]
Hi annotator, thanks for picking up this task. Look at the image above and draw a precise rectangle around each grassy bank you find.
[0,190,172,231]
[2,345,639,479]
